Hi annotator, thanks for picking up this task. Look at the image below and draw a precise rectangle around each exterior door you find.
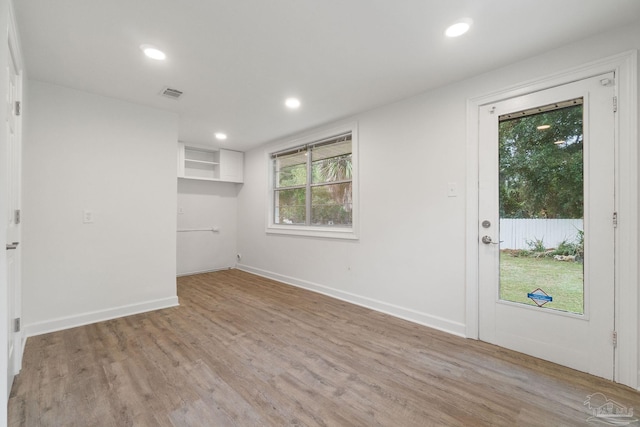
[478,73,616,379]
[5,45,21,395]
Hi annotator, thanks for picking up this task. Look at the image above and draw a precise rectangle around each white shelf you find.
[179,176,219,182]
[177,142,243,183]
[185,159,220,166]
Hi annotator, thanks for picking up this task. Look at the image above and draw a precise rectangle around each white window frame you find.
[266,122,359,240]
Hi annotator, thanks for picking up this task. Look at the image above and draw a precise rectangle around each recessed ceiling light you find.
[214,132,227,140]
[285,98,301,109]
[140,44,166,60]
[445,20,472,38]
[537,125,551,130]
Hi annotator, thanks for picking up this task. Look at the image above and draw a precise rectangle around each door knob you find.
[481,236,502,245]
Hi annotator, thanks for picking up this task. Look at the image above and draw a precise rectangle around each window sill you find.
[266,224,358,240]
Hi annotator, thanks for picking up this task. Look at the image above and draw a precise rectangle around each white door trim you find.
[8,2,24,377]
[7,0,23,379]
[465,50,638,389]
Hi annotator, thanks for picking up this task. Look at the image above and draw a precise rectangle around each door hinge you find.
[14,100,20,116]
[14,209,20,225]
[613,212,618,228]
[613,96,618,113]
[13,318,20,333]
[612,331,618,348]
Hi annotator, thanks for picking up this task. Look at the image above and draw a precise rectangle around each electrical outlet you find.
[83,210,94,223]
[447,182,458,197]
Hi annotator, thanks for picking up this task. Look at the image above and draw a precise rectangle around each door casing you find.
[3,4,23,404]
[465,51,639,389]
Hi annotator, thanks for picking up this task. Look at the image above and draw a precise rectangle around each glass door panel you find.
[498,100,584,314]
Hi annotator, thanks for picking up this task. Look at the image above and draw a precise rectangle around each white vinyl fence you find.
[499,219,583,250]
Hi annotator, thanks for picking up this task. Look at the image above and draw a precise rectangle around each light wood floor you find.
[8,269,640,426]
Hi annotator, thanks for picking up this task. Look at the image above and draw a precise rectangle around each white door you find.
[5,46,21,395]
[478,73,616,379]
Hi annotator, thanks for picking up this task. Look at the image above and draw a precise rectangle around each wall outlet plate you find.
[83,209,94,223]
[447,182,458,197]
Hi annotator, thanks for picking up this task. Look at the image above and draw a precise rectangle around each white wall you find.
[239,89,469,335]
[237,22,640,358]
[177,179,239,275]
[22,81,179,336]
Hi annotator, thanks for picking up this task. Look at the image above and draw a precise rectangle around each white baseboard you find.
[177,266,234,277]
[23,296,180,338]
[237,264,466,338]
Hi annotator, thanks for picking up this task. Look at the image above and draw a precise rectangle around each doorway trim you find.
[8,0,24,377]
[465,50,638,389]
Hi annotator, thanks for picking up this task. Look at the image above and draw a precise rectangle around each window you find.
[268,126,357,239]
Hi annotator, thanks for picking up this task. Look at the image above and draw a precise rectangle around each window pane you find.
[498,102,584,314]
[312,139,352,184]
[311,182,352,226]
[275,151,307,188]
[274,188,306,225]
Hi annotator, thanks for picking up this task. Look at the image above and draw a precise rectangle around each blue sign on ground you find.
[527,288,553,307]
[527,293,553,302]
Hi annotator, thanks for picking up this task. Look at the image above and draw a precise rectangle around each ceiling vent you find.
[160,87,183,100]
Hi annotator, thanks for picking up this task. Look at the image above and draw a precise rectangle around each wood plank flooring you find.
[8,269,640,426]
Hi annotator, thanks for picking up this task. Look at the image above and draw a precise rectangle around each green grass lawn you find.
[500,255,584,314]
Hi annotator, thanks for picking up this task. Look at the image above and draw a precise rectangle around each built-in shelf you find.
[177,142,243,183]
[185,159,219,166]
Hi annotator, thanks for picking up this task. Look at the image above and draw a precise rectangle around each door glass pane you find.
[498,99,584,314]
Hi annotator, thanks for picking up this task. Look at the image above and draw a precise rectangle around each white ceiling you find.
[15,0,640,152]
